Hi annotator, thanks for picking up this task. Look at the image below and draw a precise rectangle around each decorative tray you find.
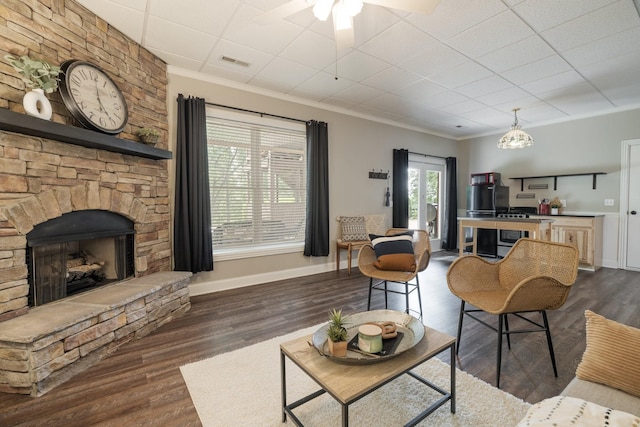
[311,310,425,365]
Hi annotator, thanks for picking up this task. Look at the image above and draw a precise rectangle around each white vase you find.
[551,207,559,215]
[23,88,52,120]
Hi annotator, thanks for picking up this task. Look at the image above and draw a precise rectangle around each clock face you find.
[59,60,128,134]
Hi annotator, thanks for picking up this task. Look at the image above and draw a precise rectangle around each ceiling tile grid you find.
[75,0,640,139]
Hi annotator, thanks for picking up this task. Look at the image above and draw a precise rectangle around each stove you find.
[496,207,538,257]
[498,212,529,219]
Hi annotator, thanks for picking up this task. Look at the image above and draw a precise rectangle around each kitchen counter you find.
[530,214,604,218]
[458,217,554,256]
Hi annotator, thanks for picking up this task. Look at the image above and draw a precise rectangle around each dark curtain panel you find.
[174,94,213,273]
[304,120,329,257]
[392,149,409,228]
[441,157,458,250]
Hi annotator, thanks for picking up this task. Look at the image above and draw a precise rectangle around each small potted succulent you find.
[135,127,160,145]
[326,308,349,357]
[550,198,562,215]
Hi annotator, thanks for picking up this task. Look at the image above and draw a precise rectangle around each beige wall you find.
[459,109,640,212]
[166,69,459,293]
[459,108,640,268]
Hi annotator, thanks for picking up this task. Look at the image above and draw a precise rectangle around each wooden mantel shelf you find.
[510,172,606,191]
[0,108,172,160]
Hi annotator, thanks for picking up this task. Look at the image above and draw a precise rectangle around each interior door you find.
[624,142,640,270]
[408,156,444,250]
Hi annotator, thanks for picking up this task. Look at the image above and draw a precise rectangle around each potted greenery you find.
[135,127,160,145]
[550,198,562,215]
[326,308,349,357]
[5,54,61,93]
[5,54,61,120]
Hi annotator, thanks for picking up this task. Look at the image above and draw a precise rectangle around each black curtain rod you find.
[409,151,448,160]
[206,102,308,124]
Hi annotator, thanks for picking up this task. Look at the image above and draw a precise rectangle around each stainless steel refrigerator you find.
[465,184,509,256]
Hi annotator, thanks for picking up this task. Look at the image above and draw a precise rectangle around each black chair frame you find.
[367,276,423,320]
[456,300,557,388]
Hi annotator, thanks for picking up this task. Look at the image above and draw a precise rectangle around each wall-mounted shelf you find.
[0,108,172,160]
[510,172,606,191]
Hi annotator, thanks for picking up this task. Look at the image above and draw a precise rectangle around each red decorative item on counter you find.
[539,203,550,215]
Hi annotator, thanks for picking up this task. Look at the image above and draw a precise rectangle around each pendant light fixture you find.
[497,108,534,149]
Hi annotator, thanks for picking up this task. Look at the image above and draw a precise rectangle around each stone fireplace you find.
[0,0,193,396]
[26,210,136,306]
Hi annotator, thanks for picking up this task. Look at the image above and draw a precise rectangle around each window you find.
[206,107,306,258]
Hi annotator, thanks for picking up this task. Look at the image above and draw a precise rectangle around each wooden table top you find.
[280,326,455,404]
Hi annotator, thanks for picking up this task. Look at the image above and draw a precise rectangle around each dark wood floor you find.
[1,252,639,426]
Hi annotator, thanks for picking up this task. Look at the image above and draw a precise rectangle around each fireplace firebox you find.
[26,210,135,306]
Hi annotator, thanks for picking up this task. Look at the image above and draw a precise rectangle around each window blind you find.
[206,109,306,252]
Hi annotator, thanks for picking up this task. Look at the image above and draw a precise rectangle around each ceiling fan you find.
[255,0,440,50]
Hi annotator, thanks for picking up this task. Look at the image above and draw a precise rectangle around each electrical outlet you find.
[604,199,614,206]
[560,199,566,207]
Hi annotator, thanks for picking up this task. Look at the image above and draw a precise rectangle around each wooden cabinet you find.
[530,215,603,271]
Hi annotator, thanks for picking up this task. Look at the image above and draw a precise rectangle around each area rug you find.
[180,324,531,426]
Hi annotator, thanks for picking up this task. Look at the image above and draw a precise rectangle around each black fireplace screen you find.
[26,210,135,306]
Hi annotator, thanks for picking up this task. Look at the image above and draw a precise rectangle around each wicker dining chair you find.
[358,228,431,319]
[447,237,579,388]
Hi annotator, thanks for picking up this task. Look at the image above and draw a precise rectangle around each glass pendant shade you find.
[498,108,534,149]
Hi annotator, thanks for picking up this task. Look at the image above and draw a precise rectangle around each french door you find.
[408,156,444,250]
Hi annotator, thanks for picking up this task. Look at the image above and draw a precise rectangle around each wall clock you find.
[58,60,128,134]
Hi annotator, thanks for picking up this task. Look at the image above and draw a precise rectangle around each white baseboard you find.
[188,263,338,296]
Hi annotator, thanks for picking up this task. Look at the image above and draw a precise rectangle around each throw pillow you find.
[370,231,415,271]
[575,310,640,398]
[339,216,368,242]
[517,396,640,426]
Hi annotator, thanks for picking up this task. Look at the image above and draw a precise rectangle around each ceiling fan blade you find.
[253,0,312,25]
[363,0,440,15]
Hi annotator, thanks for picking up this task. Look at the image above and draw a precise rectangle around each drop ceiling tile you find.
[289,71,355,101]
[352,5,402,47]
[329,51,389,82]
[406,0,507,40]
[75,0,145,42]
[393,79,448,100]
[455,75,514,99]
[361,67,422,93]
[149,0,240,36]
[462,107,512,124]
[521,70,585,96]
[332,83,387,104]
[512,0,616,32]
[417,89,470,109]
[206,39,274,76]
[359,21,435,64]
[501,55,573,85]
[447,10,535,59]
[539,81,614,115]
[562,26,640,68]
[578,51,640,92]
[222,4,306,55]
[541,0,639,52]
[428,61,493,89]
[250,57,317,93]
[439,99,487,115]
[148,49,203,72]
[475,86,532,106]
[476,36,555,74]
[398,43,468,78]
[145,16,217,62]
[279,30,336,70]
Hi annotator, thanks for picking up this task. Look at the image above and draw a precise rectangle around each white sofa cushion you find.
[562,377,640,417]
[517,396,639,426]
